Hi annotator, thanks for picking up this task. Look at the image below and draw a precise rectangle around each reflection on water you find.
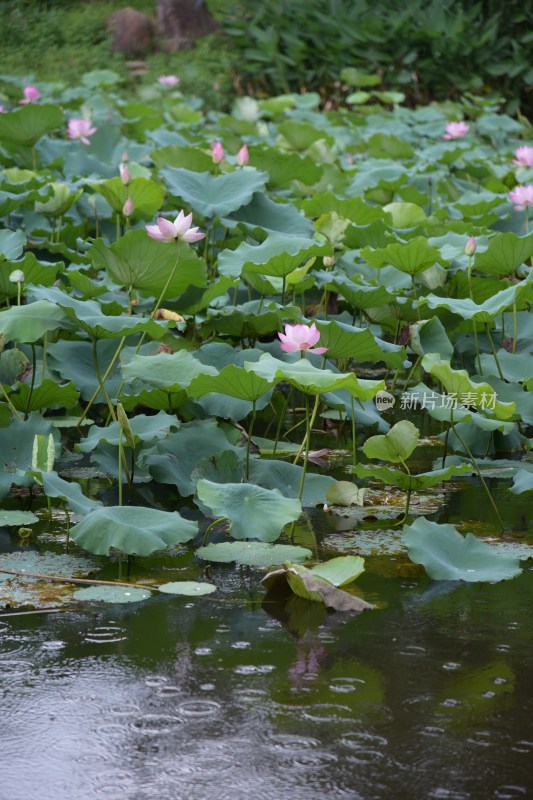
[1,559,533,800]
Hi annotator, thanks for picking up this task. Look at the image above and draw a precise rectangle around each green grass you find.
[0,0,235,108]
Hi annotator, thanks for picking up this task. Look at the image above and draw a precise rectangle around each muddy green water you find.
[1,480,533,800]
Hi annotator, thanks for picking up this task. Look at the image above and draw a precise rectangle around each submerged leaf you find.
[195,541,312,568]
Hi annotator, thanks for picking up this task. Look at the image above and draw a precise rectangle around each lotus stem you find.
[77,335,126,429]
[292,393,321,465]
[202,517,226,546]
[24,343,37,419]
[272,389,292,455]
[246,400,257,480]
[485,324,504,381]
[118,434,123,506]
[450,415,504,531]
[92,339,116,422]
[0,382,22,421]
[350,395,357,468]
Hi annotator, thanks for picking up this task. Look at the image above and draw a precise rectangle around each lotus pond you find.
[1,73,533,797]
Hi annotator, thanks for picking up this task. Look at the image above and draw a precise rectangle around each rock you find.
[107,7,154,57]
[155,0,218,52]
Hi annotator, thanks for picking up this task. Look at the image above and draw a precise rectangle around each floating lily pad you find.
[195,541,312,568]
[322,530,406,556]
[158,581,217,596]
[0,510,39,527]
[73,585,151,603]
[0,551,100,609]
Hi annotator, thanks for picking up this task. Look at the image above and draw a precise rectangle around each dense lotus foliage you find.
[1,71,533,605]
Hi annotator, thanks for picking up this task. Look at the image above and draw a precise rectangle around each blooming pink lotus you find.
[145,210,205,243]
[158,75,180,87]
[211,141,225,164]
[20,85,40,104]
[278,323,328,355]
[443,121,470,140]
[236,144,249,166]
[513,146,533,168]
[67,118,97,145]
[509,185,533,211]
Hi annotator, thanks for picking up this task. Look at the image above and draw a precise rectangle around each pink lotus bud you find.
[0,105,6,113]
[465,236,477,256]
[119,162,131,185]
[236,144,249,166]
[123,197,134,217]
[211,141,225,165]
[122,151,129,162]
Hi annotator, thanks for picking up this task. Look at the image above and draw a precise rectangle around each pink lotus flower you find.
[236,144,249,166]
[509,185,533,211]
[513,146,533,168]
[278,323,328,355]
[158,75,180,87]
[0,105,6,113]
[145,210,205,243]
[20,85,40,104]
[465,236,477,256]
[443,121,470,140]
[119,162,131,185]
[67,118,97,145]
[211,141,225,164]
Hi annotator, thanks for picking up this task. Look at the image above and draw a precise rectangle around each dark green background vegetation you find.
[1,0,532,113]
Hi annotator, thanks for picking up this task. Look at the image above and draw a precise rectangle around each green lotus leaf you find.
[352,462,472,491]
[147,419,243,496]
[46,339,123,403]
[363,420,420,463]
[402,517,522,582]
[92,176,165,218]
[73,586,151,603]
[71,506,198,556]
[479,350,533,383]
[160,166,268,218]
[362,237,443,275]
[9,380,79,413]
[406,383,515,432]
[0,300,69,343]
[301,192,385,225]
[247,354,385,400]
[247,144,322,186]
[422,280,533,322]
[309,555,366,586]
[158,581,216,595]
[421,354,516,420]
[121,350,217,393]
[36,471,102,516]
[326,275,394,310]
[473,232,533,275]
[510,470,533,494]
[314,319,406,367]
[89,231,206,300]
[0,510,39,527]
[188,363,276,403]
[0,229,26,261]
[151,145,214,172]
[224,193,314,237]
[0,252,60,300]
[0,104,64,147]
[77,412,178,452]
[195,540,312,568]
[218,233,332,279]
[196,479,301,542]
[249,459,335,507]
[0,412,58,475]
[382,201,425,227]
[278,119,334,151]
[34,182,81,216]
[410,316,453,360]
